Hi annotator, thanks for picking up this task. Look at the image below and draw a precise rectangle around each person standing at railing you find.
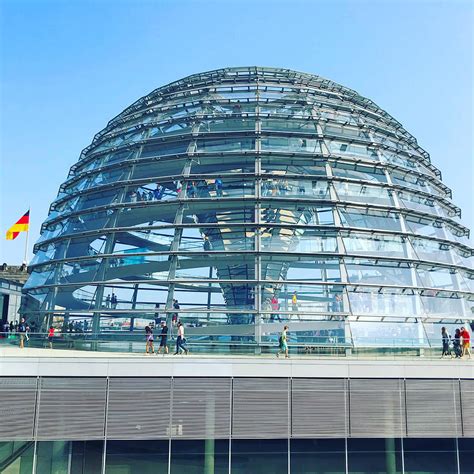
[174,321,188,355]
[460,326,471,359]
[453,329,462,358]
[441,327,451,358]
[145,326,155,354]
[18,318,27,349]
[2,320,9,338]
[48,326,55,349]
[111,293,118,310]
[215,177,223,197]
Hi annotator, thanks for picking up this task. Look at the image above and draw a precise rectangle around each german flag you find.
[6,210,30,240]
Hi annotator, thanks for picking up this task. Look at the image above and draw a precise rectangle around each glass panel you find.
[261,228,338,253]
[350,321,427,347]
[334,182,393,206]
[23,265,56,289]
[261,118,317,132]
[421,293,468,318]
[197,118,255,133]
[231,439,288,474]
[346,259,414,286]
[170,439,229,474]
[347,438,403,474]
[291,438,346,474]
[342,234,409,258]
[458,438,474,474]
[410,238,457,265]
[183,177,254,199]
[261,283,344,315]
[261,157,327,176]
[348,289,421,317]
[141,141,189,158]
[0,441,34,474]
[403,438,458,474]
[36,441,103,474]
[190,155,255,174]
[179,227,255,252]
[196,138,255,152]
[261,206,334,225]
[105,440,169,473]
[261,256,341,282]
[331,161,387,183]
[132,158,188,180]
[339,208,402,232]
[327,140,378,160]
[262,178,329,199]
[261,137,321,153]
[417,266,464,291]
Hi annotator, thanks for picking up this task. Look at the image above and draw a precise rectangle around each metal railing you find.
[0,329,460,359]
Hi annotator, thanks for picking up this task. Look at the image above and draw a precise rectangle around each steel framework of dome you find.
[23,66,474,345]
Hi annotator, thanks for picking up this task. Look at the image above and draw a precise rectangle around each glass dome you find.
[23,67,474,345]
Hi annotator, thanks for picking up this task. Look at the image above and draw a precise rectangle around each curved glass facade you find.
[23,66,474,343]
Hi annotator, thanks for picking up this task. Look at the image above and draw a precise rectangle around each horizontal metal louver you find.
[291,378,348,438]
[36,378,107,440]
[0,377,37,440]
[405,379,461,437]
[460,379,474,437]
[171,377,231,439]
[233,378,289,439]
[107,377,171,440]
[349,378,405,438]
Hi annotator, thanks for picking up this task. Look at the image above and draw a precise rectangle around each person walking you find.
[111,293,118,309]
[292,291,300,321]
[453,329,462,358]
[270,295,281,322]
[441,327,451,358]
[47,326,55,349]
[174,321,188,355]
[215,178,223,197]
[18,318,27,349]
[145,326,154,354]
[156,321,169,355]
[460,326,471,359]
[277,325,290,359]
[172,299,180,326]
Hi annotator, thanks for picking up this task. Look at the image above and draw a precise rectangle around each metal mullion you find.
[255,107,262,349]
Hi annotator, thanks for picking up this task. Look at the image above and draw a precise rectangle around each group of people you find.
[145,320,188,356]
[2,318,30,348]
[441,326,471,359]
[105,293,118,309]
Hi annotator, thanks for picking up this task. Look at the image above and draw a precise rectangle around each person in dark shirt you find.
[18,318,27,349]
[441,327,451,358]
[156,321,169,355]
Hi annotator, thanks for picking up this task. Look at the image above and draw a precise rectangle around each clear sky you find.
[0,0,472,264]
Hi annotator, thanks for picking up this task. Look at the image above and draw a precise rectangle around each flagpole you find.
[23,208,30,265]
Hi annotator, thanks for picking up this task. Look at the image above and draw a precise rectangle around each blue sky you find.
[0,0,472,263]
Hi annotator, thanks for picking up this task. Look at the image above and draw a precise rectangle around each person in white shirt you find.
[174,321,188,355]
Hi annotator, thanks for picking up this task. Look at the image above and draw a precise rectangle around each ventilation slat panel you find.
[0,377,37,440]
[36,378,107,440]
[460,379,474,437]
[171,378,231,439]
[107,378,171,440]
[349,379,405,438]
[405,379,462,437]
[291,378,347,438]
[233,378,289,439]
